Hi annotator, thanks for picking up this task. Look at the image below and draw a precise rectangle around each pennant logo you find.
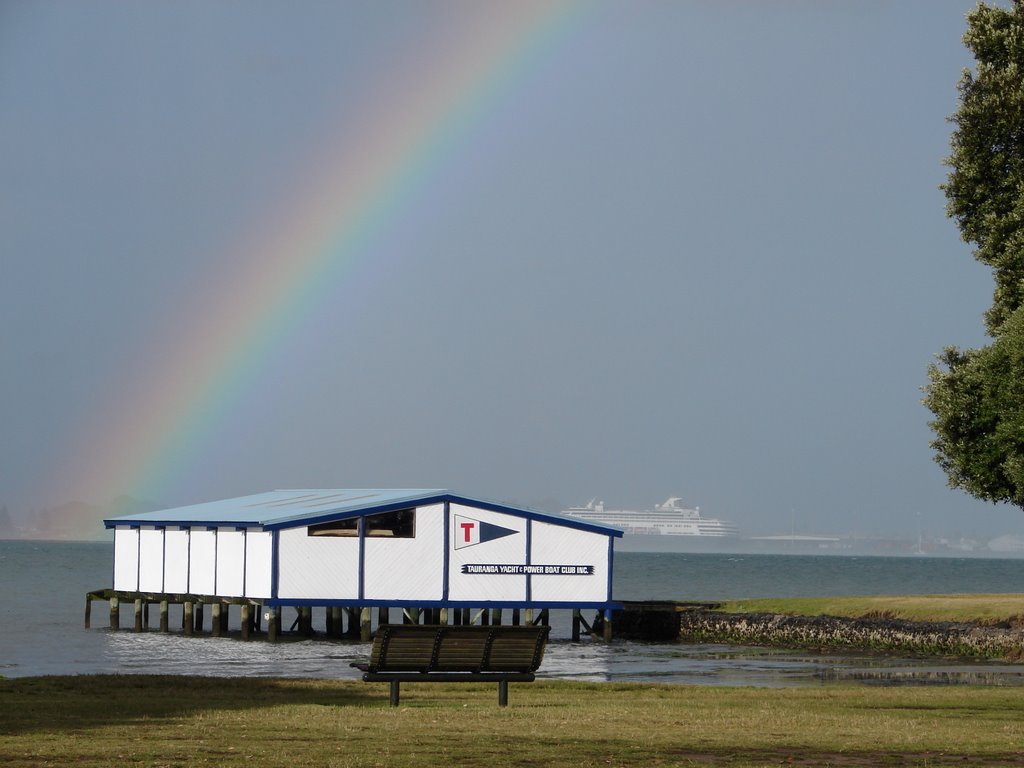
[453,515,518,550]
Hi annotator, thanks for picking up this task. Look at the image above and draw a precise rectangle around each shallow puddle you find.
[539,640,1024,687]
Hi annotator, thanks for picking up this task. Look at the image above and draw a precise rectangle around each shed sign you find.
[460,564,594,575]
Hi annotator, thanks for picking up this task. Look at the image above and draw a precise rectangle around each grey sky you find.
[1,1,1015,540]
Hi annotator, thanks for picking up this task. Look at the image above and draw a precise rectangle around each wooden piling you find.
[343,607,357,637]
[360,607,372,641]
[331,607,343,638]
[86,587,617,649]
[268,607,279,643]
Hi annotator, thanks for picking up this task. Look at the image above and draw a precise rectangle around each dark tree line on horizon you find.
[926,0,1024,510]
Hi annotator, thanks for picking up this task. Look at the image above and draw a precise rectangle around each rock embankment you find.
[677,609,1024,659]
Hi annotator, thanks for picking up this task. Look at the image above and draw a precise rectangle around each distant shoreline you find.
[6,533,1024,559]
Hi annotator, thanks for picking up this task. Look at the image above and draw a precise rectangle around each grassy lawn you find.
[718,593,1024,625]
[2,675,1024,766]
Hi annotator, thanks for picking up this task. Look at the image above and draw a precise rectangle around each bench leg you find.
[390,680,400,707]
[498,680,508,707]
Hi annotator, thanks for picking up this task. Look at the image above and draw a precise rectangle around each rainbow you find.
[57,1,586,507]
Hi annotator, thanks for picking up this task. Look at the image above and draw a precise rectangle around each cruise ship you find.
[562,497,739,551]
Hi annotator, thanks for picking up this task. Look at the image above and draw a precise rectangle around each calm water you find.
[3,540,1024,686]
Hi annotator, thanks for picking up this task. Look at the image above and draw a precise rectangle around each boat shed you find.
[103,489,623,614]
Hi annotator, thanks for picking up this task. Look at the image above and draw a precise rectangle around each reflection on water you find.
[102,633,374,678]
[541,642,1024,687]
[542,641,1024,687]
[95,633,1024,688]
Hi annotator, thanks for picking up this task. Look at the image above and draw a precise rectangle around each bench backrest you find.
[367,624,551,674]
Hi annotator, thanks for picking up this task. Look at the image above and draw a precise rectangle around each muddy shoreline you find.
[675,609,1024,659]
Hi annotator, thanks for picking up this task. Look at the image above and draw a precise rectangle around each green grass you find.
[2,675,1024,766]
[718,593,1024,625]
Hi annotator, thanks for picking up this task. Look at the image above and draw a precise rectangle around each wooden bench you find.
[353,624,551,706]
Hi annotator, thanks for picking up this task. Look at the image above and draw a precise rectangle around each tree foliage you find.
[925,310,1024,506]
[926,1,1024,507]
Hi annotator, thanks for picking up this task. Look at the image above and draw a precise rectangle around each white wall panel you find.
[113,527,139,592]
[244,530,273,599]
[364,504,444,601]
[163,528,189,593]
[216,528,245,597]
[528,523,610,603]
[138,527,164,592]
[188,529,217,596]
[447,504,527,602]
[277,527,359,600]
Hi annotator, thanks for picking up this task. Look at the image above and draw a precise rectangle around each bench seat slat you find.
[355,624,551,706]
[361,672,536,683]
[365,624,550,674]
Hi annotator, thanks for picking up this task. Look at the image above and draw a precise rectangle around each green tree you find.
[944,0,1024,334]
[927,1,1024,506]
[925,310,1024,506]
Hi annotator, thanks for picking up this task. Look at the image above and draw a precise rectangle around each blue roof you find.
[103,489,623,537]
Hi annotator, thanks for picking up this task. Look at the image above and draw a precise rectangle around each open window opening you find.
[364,508,415,538]
[307,518,358,537]
[307,508,416,538]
